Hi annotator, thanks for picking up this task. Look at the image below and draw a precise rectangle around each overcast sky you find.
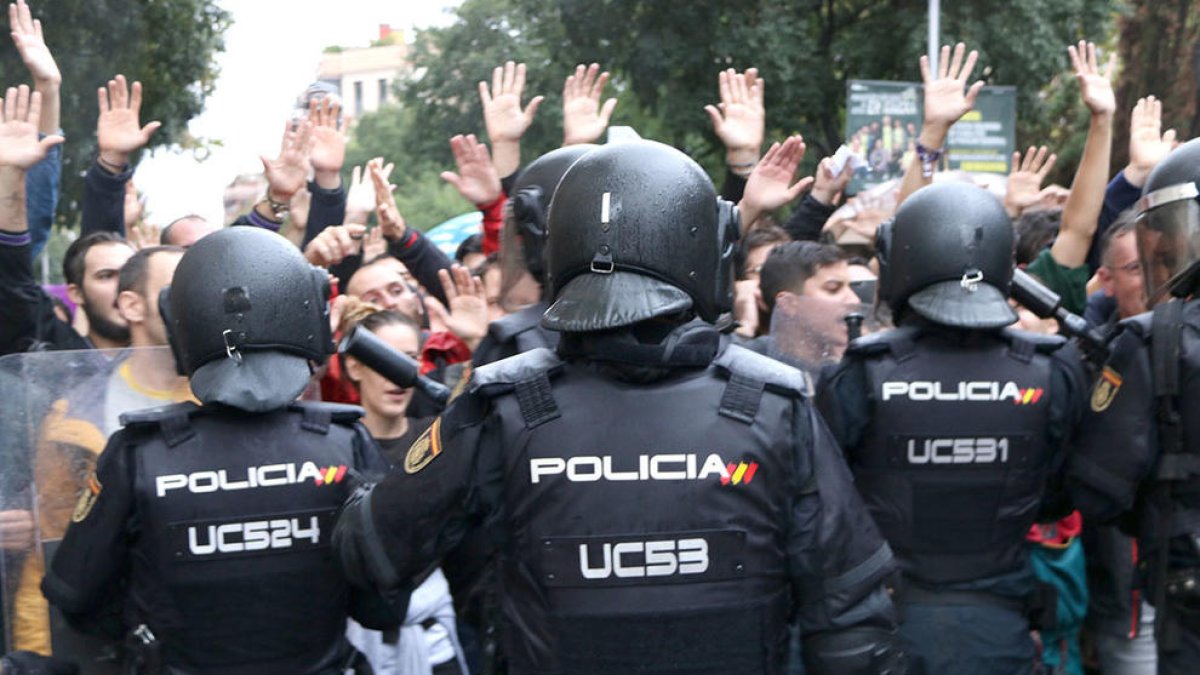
[135,0,462,225]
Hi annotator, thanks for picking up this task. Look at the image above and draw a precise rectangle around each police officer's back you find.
[336,141,903,674]
[472,145,596,368]
[41,228,391,674]
[1066,138,1200,674]
[817,183,1088,675]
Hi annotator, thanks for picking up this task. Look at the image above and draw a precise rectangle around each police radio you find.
[338,326,452,404]
[1010,268,1108,365]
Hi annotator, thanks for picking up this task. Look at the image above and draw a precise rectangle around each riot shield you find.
[767,296,890,377]
[0,346,190,673]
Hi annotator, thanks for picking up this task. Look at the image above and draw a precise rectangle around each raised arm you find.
[82,75,160,236]
[1052,41,1116,269]
[8,0,60,135]
[705,68,765,202]
[480,61,543,179]
[896,43,984,206]
[562,63,617,146]
[0,86,63,231]
[738,136,813,232]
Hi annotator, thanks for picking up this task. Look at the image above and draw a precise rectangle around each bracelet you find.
[96,156,127,174]
[915,141,944,179]
[728,160,757,178]
[265,192,290,218]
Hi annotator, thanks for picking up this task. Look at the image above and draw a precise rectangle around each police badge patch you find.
[404,417,443,474]
[71,472,103,522]
[1090,366,1123,412]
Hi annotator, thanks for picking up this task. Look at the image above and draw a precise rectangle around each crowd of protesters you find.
[0,0,1187,672]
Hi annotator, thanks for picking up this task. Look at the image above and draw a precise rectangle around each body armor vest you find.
[122,401,376,674]
[849,326,1061,586]
[472,302,559,367]
[1119,303,1200,596]
[470,345,806,674]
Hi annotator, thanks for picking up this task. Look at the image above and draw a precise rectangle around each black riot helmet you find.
[1136,137,1200,304]
[160,227,333,411]
[541,140,740,332]
[506,144,597,286]
[877,182,1017,329]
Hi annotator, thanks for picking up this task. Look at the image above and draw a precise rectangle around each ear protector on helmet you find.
[510,185,549,279]
[875,216,895,308]
[713,198,742,316]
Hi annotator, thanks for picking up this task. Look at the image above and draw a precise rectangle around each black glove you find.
[333,483,400,591]
[1,651,81,675]
[802,626,907,675]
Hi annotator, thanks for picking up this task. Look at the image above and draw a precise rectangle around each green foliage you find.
[0,0,229,228]
[349,0,1121,206]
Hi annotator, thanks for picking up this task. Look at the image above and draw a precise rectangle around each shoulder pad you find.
[471,347,564,391]
[712,344,809,397]
[1001,327,1069,353]
[1117,311,1154,340]
[288,400,365,424]
[488,308,541,342]
[845,325,920,357]
[118,401,200,429]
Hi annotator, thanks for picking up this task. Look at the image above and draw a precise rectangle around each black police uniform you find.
[1065,137,1200,675]
[470,301,557,367]
[337,140,902,674]
[340,329,899,675]
[42,227,399,674]
[818,183,1089,674]
[41,401,389,674]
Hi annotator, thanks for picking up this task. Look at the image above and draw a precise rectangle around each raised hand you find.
[304,223,367,268]
[481,61,543,144]
[308,97,350,188]
[128,222,162,252]
[440,134,502,206]
[96,75,161,170]
[810,156,855,206]
[9,0,59,85]
[562,63,617,146]
[1004,145,1057,217]
[346,159,392,224]
[0,85,63,169]
[919,43,984,130]
[1125,95,1177,187]
[739,136,813,230]
[124,180,146,229]
[260,118,313,202]
[370,160,406,241]
[1068,41,1116,117]
[704,68,765,168]
[434,265,489,350]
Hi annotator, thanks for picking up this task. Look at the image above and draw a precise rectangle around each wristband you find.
[915,142,944,179]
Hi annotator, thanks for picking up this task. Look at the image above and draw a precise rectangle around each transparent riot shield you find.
[0,346,190,673]
[767,296,891,379]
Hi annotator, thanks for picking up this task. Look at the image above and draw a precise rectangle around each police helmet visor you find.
[907,278,1018,329]
[1136,186,1200,304]
[541,270,693,332]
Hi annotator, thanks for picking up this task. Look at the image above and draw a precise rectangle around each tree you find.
[351,0,1120,206]
[1112,0,1200,172]
[0,0,230,228]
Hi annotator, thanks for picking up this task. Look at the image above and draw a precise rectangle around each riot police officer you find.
[41,228,393,673]
[471,144,595,367]
[817,182,1089,674]
[1066,138,1200,674]
[335,140,903,674]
